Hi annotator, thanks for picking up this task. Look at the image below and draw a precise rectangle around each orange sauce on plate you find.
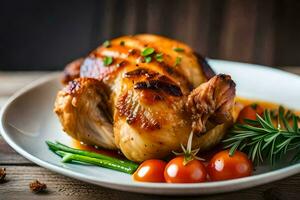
[235,97,280,109]
[234,97,299,119]
[72,140,122,158]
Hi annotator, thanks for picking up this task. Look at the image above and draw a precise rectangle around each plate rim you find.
[1,60,300,195]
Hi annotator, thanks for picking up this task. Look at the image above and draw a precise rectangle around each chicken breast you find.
[55,34,236,162]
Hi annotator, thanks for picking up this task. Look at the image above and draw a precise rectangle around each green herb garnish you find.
[145,56,152,63]
[223,106,300,166]
[141,47,155,57]
[173,47,185,52]
[155,53,164,63]
[174,57,182,66]
[103,40,111,48]
[103,56,113,66]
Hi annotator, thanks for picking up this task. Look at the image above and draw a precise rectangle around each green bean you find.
[56,151,135,174]
[46,141,138,173]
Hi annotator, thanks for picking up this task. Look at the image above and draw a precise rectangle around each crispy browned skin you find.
[55,34,236,161]
[186,74,236,134]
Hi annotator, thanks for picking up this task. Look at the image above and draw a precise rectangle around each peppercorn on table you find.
[1,68,300,199]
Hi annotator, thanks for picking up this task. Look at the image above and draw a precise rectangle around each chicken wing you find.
[54,78,116,149]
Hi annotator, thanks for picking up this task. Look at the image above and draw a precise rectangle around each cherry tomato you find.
[207,150,253,181]
[237,104,264,124]
[164,156,207,183]
[133,159,166,182]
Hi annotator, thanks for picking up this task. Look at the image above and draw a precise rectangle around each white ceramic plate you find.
[1,60,300,195]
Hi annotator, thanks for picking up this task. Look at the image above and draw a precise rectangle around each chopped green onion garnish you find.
[103,40,111,48]
[173,47,184,52]
[145,56,152,63]
[174,57,182,66]
[103,56,113,66]
[155,53,164,63]
[141,47,155,57]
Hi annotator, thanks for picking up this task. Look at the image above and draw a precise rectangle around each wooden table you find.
[1,68,300,200]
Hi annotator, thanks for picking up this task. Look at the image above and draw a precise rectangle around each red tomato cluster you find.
[133,150,252,183]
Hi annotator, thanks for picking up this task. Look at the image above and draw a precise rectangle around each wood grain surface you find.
[0,68,300,199]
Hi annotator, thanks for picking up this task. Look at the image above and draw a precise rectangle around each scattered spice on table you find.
[0,168,6,183]
[29,180,47,193]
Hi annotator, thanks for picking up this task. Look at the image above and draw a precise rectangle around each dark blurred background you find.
[1,0,300,70]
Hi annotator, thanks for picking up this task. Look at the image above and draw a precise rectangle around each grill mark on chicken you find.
[124,68,183,97]
[134,79,183,97]
[116,91,161,130]
[124,68,158,79]
[155,61,194,92]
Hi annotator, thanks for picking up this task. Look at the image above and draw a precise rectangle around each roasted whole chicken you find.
[54,34,236,162]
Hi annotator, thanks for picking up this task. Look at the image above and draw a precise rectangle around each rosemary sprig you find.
[223,106,300,166]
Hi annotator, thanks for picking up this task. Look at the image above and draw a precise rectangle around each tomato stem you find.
[173,132,205,166]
